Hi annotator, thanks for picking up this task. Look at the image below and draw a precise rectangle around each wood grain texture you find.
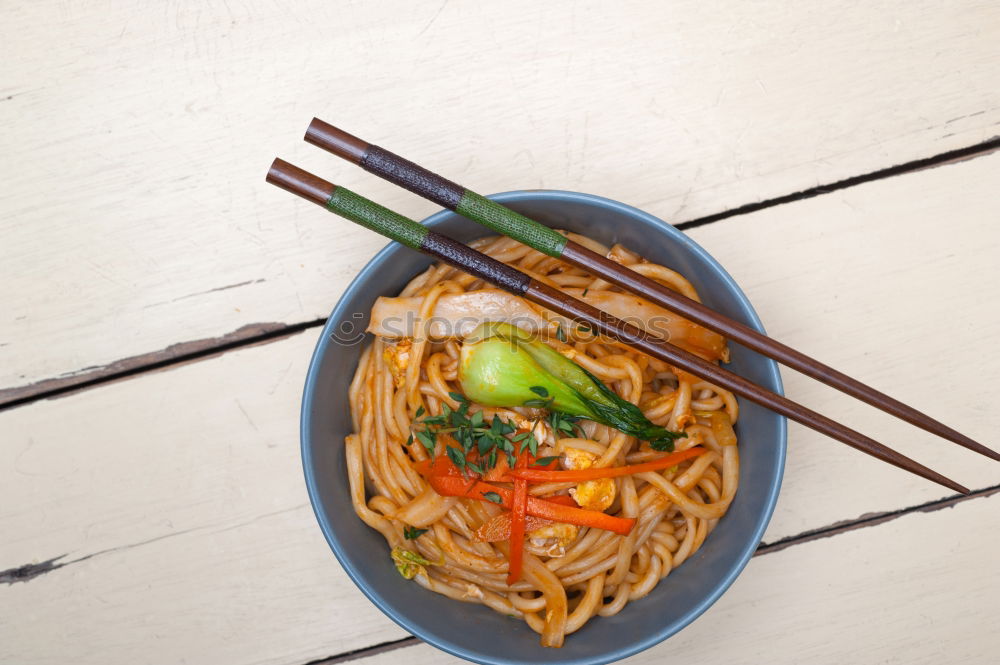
[1,327,994,665]
[2,153,998,664]
[351,494,1000,665]
[689,152,1000,536]
[0,330,411,665]
[3,0,1000,394]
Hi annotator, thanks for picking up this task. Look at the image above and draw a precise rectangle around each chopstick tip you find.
[304,117,324,141]
[940,429,1000,462]
[977,445,1000,463]
[265,157,289,184]
[265,158,335,206]
[944,478,971,495]
[304,118,369,164]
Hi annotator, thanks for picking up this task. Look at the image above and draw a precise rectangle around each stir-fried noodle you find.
[346,232,739,647]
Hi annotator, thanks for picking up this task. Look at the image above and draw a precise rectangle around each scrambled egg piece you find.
[526,523,578,558]
[561,447,596,470]
[570,478,616,512]
[560,447,617,512]
[559,346,578,361]
[513,415,552,447]
[383,339,413,388]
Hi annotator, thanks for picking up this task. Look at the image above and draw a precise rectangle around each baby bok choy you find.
[458,322,685,451]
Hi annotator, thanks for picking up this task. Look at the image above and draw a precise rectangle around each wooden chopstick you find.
[266,158,970,495]
[304,118,999,464]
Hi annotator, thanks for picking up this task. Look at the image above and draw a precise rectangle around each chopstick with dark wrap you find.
[266,157,970,495]
[304,119,997,464]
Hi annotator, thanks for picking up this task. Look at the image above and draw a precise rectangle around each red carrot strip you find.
[426,475,635,535]
[473,495,577,543]
[481,453,511,482]
[509,447,706,483]
[541,495,577,507]
[475,512,552,542]
[506,455,529,585]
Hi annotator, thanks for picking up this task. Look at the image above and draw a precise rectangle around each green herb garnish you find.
[403,525,428,540]
[446,445,467,472]
[512,430,539,456]
[414,429,436,456]
[481,491,503,504]
[410,392,517,475]
[549,410,582,439]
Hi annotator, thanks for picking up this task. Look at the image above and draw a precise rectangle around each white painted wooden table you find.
[3,2,999,663]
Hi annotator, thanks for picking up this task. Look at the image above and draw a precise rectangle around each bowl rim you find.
[301,189,786,665]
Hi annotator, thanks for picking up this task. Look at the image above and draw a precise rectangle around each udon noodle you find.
[346,231,739,647]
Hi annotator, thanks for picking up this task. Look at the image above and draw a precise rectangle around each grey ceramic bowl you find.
[302,190,785,665]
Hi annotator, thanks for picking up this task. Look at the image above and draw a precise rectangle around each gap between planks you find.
[298,482,1000,665]
[674,134,1000,231]
[0,319,324,411]
[2,133,998,414]
[5,481,993,663]
[304,485,1000,665]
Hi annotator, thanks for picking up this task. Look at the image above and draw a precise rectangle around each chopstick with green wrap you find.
[303,118,998,464]
[265,157,970,495]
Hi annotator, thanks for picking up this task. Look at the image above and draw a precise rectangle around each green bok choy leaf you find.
[458,323,684,451]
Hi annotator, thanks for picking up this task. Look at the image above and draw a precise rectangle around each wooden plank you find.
[3,0,1000,394]
[0,501,411,665]
[0,326,993,663]
[2,153,999,663]
[0,329,318,571]
[350,493,1000,665]
[0,330,411,664]
[688,152,1000,535]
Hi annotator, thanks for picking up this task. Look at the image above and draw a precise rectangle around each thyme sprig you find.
[411,392,520,474]
[403,525,428,540]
